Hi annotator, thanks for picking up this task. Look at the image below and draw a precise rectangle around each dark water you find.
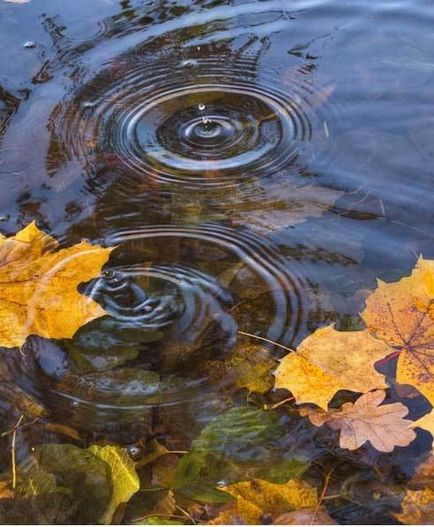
[0,0,433,523]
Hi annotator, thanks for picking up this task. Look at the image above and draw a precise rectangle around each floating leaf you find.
[274,325,389,410]
[301,390,416,452]
[0,222,112,348]
[411,410,434,439]
[362,257,434,406]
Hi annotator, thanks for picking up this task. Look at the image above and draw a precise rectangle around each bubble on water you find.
[23,41,36,49]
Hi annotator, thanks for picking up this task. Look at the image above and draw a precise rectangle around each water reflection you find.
[0,0,433,522]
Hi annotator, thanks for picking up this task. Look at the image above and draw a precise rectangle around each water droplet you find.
[202,116,211,125]
[198,103,205,111]
[217,480,227,487]
[127,445,143,460]
[71,401,80,408]
[23,41,36,49]
[82,101,96,110]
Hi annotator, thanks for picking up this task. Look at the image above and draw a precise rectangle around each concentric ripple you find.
[104,223,311,346]
[15,224,312,436]
[52,55,328,189]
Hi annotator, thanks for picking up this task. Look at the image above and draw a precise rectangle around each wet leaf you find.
[411,410,434,440]
[137,516,183,525]
[208,478,318,524]
[0,481,14,499]
[173,407,307,500]
[89,445,140,524]
[395,447,434,523]
[274,325,389,410]
[34,444,112,523]
[362,257,434,406]
[396,487,434,524]
[0,222,112,348]
[43,423,82,442]
[203,341,276,394]
[301,390,416,452]
[273,507,337,524]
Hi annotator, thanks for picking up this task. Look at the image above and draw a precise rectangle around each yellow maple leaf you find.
[209,478,318,525]
[411,410,434,438]
[274,325,389,409]
[362,257,434,406]
[0,222,113,348]
[301,390,416,452]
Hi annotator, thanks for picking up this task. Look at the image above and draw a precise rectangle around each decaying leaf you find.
[301,390,416,452]
[0,222,112,348]
[362,257,434,406]
[0,481,14,499]
[273,507,337,524]
[17,443,140,523]
[173,407,307,502]
[395,446,434,523]
[274,326,389,409]
[203,342,276,394]
[396,487,434,524]
[209,478,318,524]
[89,445,140,524]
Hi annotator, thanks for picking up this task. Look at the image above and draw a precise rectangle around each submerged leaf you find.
[396,487,434,524]
[89,445,140,524]
[209,478,318,524]
[173,407,306,499]
[230,184,343,235]
[0,222,112,348]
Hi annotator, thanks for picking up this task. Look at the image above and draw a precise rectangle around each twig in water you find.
[265,396,295,410]
[11,415,24,490]
[237,331,296,353]
[311,468,334,524]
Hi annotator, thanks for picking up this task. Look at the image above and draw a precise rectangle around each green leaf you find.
[137,516,183,525]
[173,407,306,498]
[35,444,112,523]
[89,445,140,524]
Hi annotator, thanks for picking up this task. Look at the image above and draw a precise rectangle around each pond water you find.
[0,0,433,524]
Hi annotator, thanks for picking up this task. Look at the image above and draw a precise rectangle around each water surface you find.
[0,0,433,523]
